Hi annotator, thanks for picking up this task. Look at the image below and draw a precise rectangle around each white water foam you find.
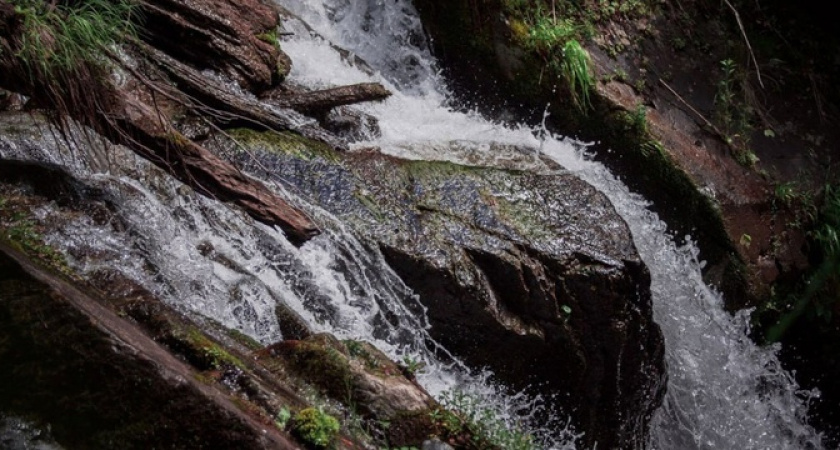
[276,0,823,448]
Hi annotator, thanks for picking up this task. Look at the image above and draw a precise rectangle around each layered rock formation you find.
[0,0,668,448]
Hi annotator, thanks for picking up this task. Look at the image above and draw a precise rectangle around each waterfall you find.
[0,0,823,447]
[276,0,823,448]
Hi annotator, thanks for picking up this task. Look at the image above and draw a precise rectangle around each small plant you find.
[774,182,799,208]
[400,355,426,379]
[0,200,71,275]
[11,0,137,76]
[813,185,840,256]
[292,407,341,448]
[739,233,752,248]
[275,407,292,429]
[714,59,756,166]
[431,390,538,450]
[631,103,647,133]
[257,29,280,49]
[524,16,577,52]
[3,0,138,134]
[559,39,593,111]
[765,184,840,342]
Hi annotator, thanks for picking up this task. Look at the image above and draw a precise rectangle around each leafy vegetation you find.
[430,389,537,450]
[2,0,137,131]
[291,407,341,449]
[400,354,426,379]
[523,15,578,52]
[275,407,292,429]
[713,59,758,166]
[763,184,840,342]
[507,2,598,112]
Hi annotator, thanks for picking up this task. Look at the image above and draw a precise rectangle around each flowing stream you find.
[0,0,825,448]
[276,1,824,448]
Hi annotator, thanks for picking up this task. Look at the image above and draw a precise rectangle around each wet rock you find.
[214,133,667,449]
[0,414,63,450]
[0,244,299,450]
[265,333,436,446]
[136,0,284,93]
[320,107,381,143]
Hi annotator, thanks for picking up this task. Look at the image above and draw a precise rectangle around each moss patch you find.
[0,192,75,279]
[227,128,339,162]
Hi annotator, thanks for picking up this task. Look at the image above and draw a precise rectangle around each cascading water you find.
[0,0,824,447]
[0,413,63,450]
[276,0,824,448]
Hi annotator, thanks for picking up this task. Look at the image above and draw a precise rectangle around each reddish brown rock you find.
[136,0,284,93]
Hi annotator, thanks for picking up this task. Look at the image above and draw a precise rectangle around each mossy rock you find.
[227,128,339,162]
[266,334,434,433]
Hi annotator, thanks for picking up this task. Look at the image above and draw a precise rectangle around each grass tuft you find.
[2,0,138,134]
[559,39,593,111]
[12,0,137,76]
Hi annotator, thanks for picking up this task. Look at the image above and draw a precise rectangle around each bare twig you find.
[658,78,727,139]
[809,72,826,124]
[722,0,764,89]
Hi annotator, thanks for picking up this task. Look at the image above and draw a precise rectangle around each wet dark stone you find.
[215,135,667,449]
[0,247,287,450]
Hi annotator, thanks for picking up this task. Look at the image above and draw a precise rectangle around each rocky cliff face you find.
[1,0,666,448]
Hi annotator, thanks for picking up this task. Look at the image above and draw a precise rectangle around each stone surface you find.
[0,147,441,449]
[137,0,284,92]
[215,132,667,449]
[0,243,301,450]
[265,334,436,445]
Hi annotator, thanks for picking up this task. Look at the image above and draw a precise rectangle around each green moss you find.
[402,159,486,182]
[342,339,392,374]
[282,339,354,400]
[0,196,74,278]
[291,407,340,448]
[228,128,339,162]
[256,29,280,49]
[494,191,554,240]
[183,327,246,370]
[352,188,387,223]
[225,328,263,351]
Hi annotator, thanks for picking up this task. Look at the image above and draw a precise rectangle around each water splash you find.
[276,0,823,448]
[0,414,63,450]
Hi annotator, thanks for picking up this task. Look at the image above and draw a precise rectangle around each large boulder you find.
[215,130,667,449]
